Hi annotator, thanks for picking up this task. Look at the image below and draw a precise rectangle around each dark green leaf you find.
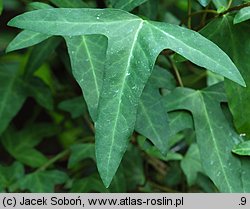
[200,16,250,136]
[58,97,86,118]
[0,62,27,135]
[164,84,244,192]
[19,170,68,192]
[50,0,89,8]
[181,143,203,186]
[109,0,148,11]
[0,162,24,192]
[68,143,95,168]
[1,124,58,167]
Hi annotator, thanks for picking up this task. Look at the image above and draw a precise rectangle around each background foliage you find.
[1,0,250,192]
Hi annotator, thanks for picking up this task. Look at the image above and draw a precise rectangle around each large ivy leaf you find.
[108,0,148,11]
[200,16,250,136]
[19,170,68,192]
[234,7,250,24]
[164,84,244,192]
[1,124,58,167]
[8,8,245,187]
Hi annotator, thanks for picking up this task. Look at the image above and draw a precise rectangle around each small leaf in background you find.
[197,0,211,7]
[59,97,86,119]
[232,140,250,156]
[0,62,27,135]
[0,162,24,192]
[164,83,244,192]
[139,0,158,20]
[50,0,89,8]
[19,170,68,192]
[200,16,250,136]
[70,174,108,192]
[68,143,95,168]
[212,0,229,12]
[234,7,250,24]
[0,0,3,15]
[1,124,58,168]
[122,145,145,191]
[6,31,50,53]
[181,143,203,186]
[108,0,148,11]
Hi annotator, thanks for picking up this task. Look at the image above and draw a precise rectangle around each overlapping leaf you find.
[164,84,245,192]
[1,124,58,167]
[109,0,148,11]
[200,16,250,136]
[19,170,68,192]
[234,6,250,24]
[232,140,250,156]
[8,8,245,187]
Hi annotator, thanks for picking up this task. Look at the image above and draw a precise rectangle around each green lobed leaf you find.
[1,124,58,167]
[70,174,108,192]
[232,140,250,156]
[0,162,24,192]
[58,97,86,119]
[200,16,250,137]
[164,84,244,192]
[23,36,61,80]
[139,0,158,20]
[0,62,27,135]
[68,143,95,168]
[8,8,245,187]
[234,7,250,24]
[19,170,68,192]
[109,0,148,11]
[181,143,203,186]
[136,84,170,154]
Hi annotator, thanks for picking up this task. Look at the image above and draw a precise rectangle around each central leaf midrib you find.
[105,20,144,178]
[198,92,232,192]
[81,36,100,105]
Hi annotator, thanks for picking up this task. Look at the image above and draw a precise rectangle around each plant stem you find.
[168,57,184,87]
[36,149,70,172]
[188,0,192,29]
[220,2,250,16]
